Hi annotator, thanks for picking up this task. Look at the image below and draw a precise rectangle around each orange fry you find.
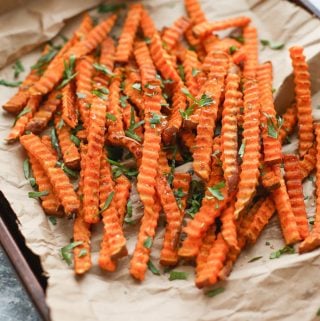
[299,146,316,180]
[261,164,281,191]
[74,144,92,275]
[61,81,77,128]
[20,134,79,216]
[54,115,80,169]
[193,51,229,181]
[25,91,61,134]
[180,129,195,151]
[28,154,62,216]
[193,16,251,38]
[283,154,309,240]
[162,16,191,51]
[83,97,107,224]
[221,67,241,192]
[6,96,41,143]
[299,123,320,253]
[184,0,206,25]
[234,79,261,219]
[257,62,282,164]
[114,175,131,224]
[115,4,143,63]
[278,104,297,144]
[156,174,183,266]
[242,26,258,79]
[272,170,301,245]
[195,233,229,289]
[220,201,238,250]
[290,46,314,157]
[140,9,157,38]
[75,55,94,129]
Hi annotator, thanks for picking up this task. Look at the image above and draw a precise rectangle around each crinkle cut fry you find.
[100,36,116,73]
[234,79,260,219]
[242,26,258,79]
[290,46,314,157]
[75,55,94,129]
[150,33,181,83]
[115,4,143,63]
[193,51,229,181]
[195,233,229,289]
[178,163,230,259]
[180,130,195,151]
[26,90,61,134]
[133,41,157,86]
[162,16,191,51]
[6,96,41,143]
[272,168,301,245]
[261,164,281,191]
[130,85,162,281]
[31,14,117,96]
[221,67,241,192]
[299,145,316,180]
[107,68,125,137]
[114,175,131,224]
[299,123,320,253]
[184,0,206,25]
[156,174,183,266]
[74,144,92,275]
[220,201,238,250]
[83,96,107,224]
[28,154,62,216]
[172,172,192,212]
[20,134,79,216]
[140,9,157,38]
[278,104,297,144]
[98,154,117,271]
[182,49,202,97]
[193,16,251,38]
[162,82,187,145]
[283,154,309,240]
[62,81,78,128]
[54,115,80,169]
[257,62,282,164]
[245,197,276,244]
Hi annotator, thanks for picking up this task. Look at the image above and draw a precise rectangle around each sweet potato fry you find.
[283,154,309,240]
[162,82,187,145]
[221,67,241,192]
[278,104,297,144]
[114,175,131,224]
[195,233,229,288]
[6,96,42,143]
[83,96,107,224]
[234,79,261,219]
[257,62,282,164]
[180,129,196,151]
[184,0,206,25]
[99,36,116,73]
[28,154,62,216]
[272,170,301,245]
[162,16,191,51]
[193,51,229,181]
[133,41,157,86]
[290,46,314,157]
[220,201,238,250]
[245,197,276,244]
[115,4,143,63]
[61,81,77,128]
[140,9,157,38]
[172,172,192,212]
[54,115,80,169]
[299,145,316,180]
[74,144,92,275]
[75,55,94,129]
[260,164,281,191]
[193,16,251,38]
[242,26,258,79]
[299,123,320,253]
[26,91,62,134]
[156,174,183,266]
[20,134,79,216]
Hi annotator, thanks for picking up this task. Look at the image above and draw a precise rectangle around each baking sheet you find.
[1,1,320,320]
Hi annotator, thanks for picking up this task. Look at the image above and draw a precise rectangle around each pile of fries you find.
[3,0,320,289]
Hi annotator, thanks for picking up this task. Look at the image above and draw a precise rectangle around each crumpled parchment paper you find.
[1,1,320,321]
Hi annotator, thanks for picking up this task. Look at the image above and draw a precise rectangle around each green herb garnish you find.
[98,3,126,13]
[60,241,83,265]
[57,54,77,89]
[132,82,142,91]
[260,39,285,50]
[125,106,144,142]
[48,216,57,225]
[70,134,81,147]
[207,181,225,201]
[99,191,115,214]
[192,68,200,77]
[248,256,263,263]
[0,79,22,87]
[270,245,295,259]
[186,180,205,218]
[31,47,58,74]
[147,260,160,275]
[93,63,114,77]
[106,113,117,121]
[206,287,225,297]
[169,271,188,281]
[108,158,138,179]
[28,190,49,199]
[92,87,109,100]
[238,139,246,158]
[78,248,87,258]
[12,60,24,79]
[143,236,153,249]
[229,45,238,54]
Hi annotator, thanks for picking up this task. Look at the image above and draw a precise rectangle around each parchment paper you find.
[1,1,320,321]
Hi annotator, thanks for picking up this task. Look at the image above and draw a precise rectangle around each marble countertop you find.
[0,245,42,321]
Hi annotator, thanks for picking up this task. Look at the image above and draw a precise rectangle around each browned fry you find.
[299,146,316,180]
[260,164,281,191]
[62,81,77,128]
[278,104,297,144]
[114,175,131,224]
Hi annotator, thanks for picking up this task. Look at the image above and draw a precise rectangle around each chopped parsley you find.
[169,271,188,281]
[60,241,83,265]
[28,190,49,199]
[260,39,285,50]
[186,180,205,218]
[270,245,295,259]
[143,236,153,249]
[207,181,225,201]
